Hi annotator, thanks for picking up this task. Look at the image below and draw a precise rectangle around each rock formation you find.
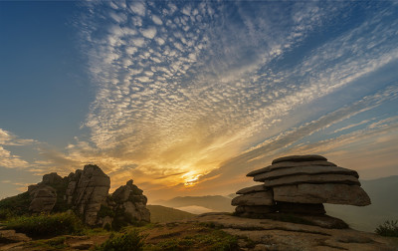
[111,180,150,223]
[232,155,371,228]
[20,164,149,227]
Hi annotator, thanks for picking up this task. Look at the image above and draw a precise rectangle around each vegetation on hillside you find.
[147,205,195,223]
[4,212,84,237]
[0,192,31,218]
[94,230,144,251]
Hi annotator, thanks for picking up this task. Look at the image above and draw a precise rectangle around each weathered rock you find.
[272,155,327,164]
[28,185,57,213]
[111,180,150,223]
[42,172,64,186]
[232,191,274,206]
[262,173,360,187]
[112,180,143,202]
[236,184,267,194]
[190,213,398,251]
[0,229,32,243]
[0,164,151,229]
[72,165,110,225]
[253,165,359,181]
[235,154,371,228]
[273,183,371,206]
[277,202,326,215]
[247,160,337,177]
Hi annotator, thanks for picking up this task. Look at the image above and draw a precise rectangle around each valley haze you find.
[0,0,397,210]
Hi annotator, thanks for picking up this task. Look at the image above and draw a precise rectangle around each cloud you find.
[69,1,398,200]
[140,27,157,39]
[197,84,398,188]
[332,119,373,134]
[0,128,35,146]
[151,15,163,25]
[0,146,29,169]
[0,128,36,169]
[129,1,146,16]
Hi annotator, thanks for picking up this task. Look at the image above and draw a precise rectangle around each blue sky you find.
[1,0,398,201]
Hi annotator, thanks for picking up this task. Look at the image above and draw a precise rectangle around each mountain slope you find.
[147,205,196,223]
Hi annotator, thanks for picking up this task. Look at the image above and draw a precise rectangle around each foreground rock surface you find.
[194,213,398,251]
[1,214,397,251]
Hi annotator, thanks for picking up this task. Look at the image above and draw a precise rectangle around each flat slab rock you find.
[262,173,360,187]
[190,213,398,251]
[253,165,359,181]
[273,183,371,206]
[247,160,338,177]
[236,184,268,194]
[232,191,274,206]
[273,155,327,164]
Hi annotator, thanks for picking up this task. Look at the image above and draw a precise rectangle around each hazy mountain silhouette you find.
[154,195,235,212]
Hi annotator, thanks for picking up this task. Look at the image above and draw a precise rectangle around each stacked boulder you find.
[110,180,150,223]
[232,155,371,223]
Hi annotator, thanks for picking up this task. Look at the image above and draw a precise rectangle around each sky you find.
[1,0,398,202]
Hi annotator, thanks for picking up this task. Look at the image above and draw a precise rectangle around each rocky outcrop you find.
[233,155,371,228]
[67,165,110,225]
[5,164,150,228]
[111,180,150,223]
[27,185,57,213]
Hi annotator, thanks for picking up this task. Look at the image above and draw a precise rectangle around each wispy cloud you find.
[0,128,35,146]
[30,1,396,199]
[0,128,36,169]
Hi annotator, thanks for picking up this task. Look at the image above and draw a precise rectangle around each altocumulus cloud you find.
[29,1,398,198]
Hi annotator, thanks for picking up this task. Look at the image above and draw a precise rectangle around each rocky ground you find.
[1,213,398,251]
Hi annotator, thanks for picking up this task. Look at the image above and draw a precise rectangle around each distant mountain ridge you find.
[155,195,235,212]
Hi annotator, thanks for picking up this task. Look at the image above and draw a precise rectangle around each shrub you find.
[375,220,398,237]
[0,192,31,217]
[94,230,144,251]
[146,227,239,251]
[98,204,115,218]
[0,208,14,220]
[5,212,84,237]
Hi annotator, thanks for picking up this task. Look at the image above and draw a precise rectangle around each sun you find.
[182,171,202,187]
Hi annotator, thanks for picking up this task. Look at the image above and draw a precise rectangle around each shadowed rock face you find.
[28,185,57,213]
[11,164,150,227]
[68,165,111,225]
[233,155,371,228]
[111,180,150,223]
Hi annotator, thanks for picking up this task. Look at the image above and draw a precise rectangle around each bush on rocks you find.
[94,230,144,251]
